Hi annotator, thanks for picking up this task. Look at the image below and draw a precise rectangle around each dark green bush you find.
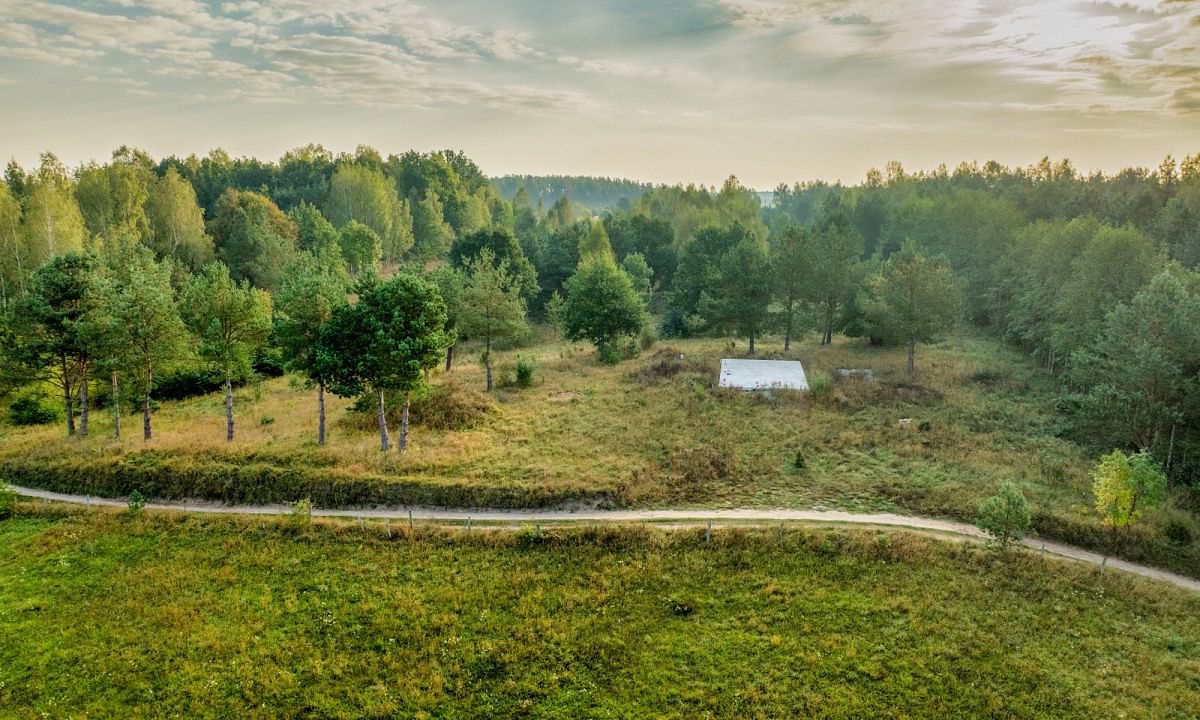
[515,356,536,388]
[154,369,223,400]
[9,392,60,426]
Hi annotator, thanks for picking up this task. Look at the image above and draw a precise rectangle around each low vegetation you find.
[1,508,1197,718]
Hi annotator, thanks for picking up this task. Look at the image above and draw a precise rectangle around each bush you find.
[127,490,145,515]
[597,341,624,365]
[9,391,60,426]
[639,326,657,351]
[344,380,496,432]
[515,356,536,388]
[1162,518,1193,546]
[288,498,313,530]
[0,482,15,520]
[806,371,833,398]
[154,369,223,401]
[977,481,1031,550]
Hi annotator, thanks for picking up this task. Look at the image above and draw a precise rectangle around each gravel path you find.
[12,484,1199,593]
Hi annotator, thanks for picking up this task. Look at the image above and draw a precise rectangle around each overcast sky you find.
[1,0,1197,188]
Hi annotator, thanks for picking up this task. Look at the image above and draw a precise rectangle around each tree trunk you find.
[445,343,454,371]
[398,394,410,452]
[783,301,793,351]
[906,340,915,375]
[377,387,390,452]
[78,365,89,438]
[111,371,120,440]
[485,340,493,392]
[748,332,755,355]
[823,306,834,346]
[62,358,75,437]
[224,377,234,443]
[317,383,326,446]
[143,367,153,441]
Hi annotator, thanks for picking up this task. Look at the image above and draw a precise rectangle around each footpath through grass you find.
[2,331,1197,577]
[1,509,1199,719]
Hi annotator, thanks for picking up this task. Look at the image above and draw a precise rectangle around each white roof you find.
[718,358,809,390]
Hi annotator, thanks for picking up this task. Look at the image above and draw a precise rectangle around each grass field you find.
[2,330,1197,575]
[1,508,1198,719]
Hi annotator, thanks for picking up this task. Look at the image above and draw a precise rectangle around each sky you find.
[1,0,1198,188]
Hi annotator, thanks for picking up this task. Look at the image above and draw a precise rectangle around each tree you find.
[1068,271,1200,471]
[699,236,773,353]
[145,168,212,269]
[289,201,340,256]
[275,251,347,445]
[804,203,863,345]
[180,262,273,442]
[21,154,86,264]
[1155,186,1200,269]
[207,189,298,290]
[324,163,413,261]
[91,250,190,440]
[770,221,807,351]
[75,154,151,243]
[562,255,646,361]
[1093,450,1167,530]
[449,228,539,303]
[314,272,450,451]
[411,190,454,261]
[604,213,676,290]
[338,220,382,276]
[578,220,612,260]
[13,252,100,436]
[663,223,751,337]
[430,264,464,371]
[620,252,654,303]
[457,250,529,391]
[0,183,27,307]
[859,240,962,373]
[977,481,1031,550]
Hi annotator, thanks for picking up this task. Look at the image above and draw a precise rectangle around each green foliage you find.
[126,489,145,514]
[977,481,1031,549]
[562,255,646,354]
[803,201,864,343]
[324,163,413,261]
[288,498,312,530]
[698,236,772,351]
[859,240,962,371]
[145,167,212,270]
[515,356,536,388]
[337,220,382,276]
[1093,450,1168,530]
[315,272,450,400]
[8,389,60,425]
[287,201,339,256]
[180,262,273,385]
[274,251,347,382]
[456,249,529,390]
[0,481,14,519]
[206,189,298,290]
[449,228,539,303]
[663,223,754,337]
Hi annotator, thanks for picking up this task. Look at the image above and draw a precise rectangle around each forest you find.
[3,147,1199,487]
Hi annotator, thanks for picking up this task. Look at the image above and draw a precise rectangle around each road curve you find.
[11,484,1199,593]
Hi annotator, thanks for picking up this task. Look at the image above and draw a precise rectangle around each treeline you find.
[2,144,1199,494]
[758,155,1200,493]
[491,175,655,211]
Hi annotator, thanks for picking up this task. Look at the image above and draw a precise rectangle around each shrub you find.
[127,490,145,515]
[154,369,223,401]
[597,341,624,365]
[1162,518,1193,546]
[289,498,313,530]
[977,481,1031,550]
[639,326,657,351]
[806,371,832,398]
[0,482,15,520]
[9,391,60,426]
[259,415,275,426]
[792,449,806,470]
[515,356,536,388]
[344,380,496,431]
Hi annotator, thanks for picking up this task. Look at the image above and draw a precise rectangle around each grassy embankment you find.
[1,508,1198,719]
[1,330,1197,575]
